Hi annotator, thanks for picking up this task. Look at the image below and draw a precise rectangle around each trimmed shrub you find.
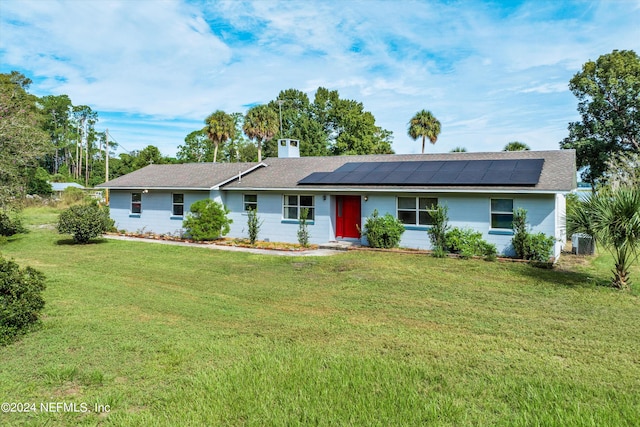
[511,208,555,262]
[361,209,405,249]
[247,207,262,245]
[297,208,310,247]
[523,232,556,263]
[0,257,46,346]
[57,202,114,243]
[183,199,232,241]
[0,212,27,237]
[445,227,497,260]
[426,204,449,256]
[512,208,529,259]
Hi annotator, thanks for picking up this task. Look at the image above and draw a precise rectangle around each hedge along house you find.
[97,141,576,259]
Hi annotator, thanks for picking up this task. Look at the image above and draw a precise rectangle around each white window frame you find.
[397,196,438,226]
[283,195,315,221]
[244,194,258,211]
[172,193,184,217]
[131,192,142,214]
[490,198,514,230]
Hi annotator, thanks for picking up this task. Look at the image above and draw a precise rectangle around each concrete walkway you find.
[103,234,342,257]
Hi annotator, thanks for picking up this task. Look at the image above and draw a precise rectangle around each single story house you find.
[96,140,576,258]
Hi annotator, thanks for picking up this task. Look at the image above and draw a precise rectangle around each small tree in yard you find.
[57,203,114,244]
[1,257,46,346]
[183,199,232,241]
[0,211,27,237]
[568,186,640,290]
[297,208,310,247]
[427,204,449,257]
[361,209,405,249]
[247,207,262,245]
[512,208,529,259]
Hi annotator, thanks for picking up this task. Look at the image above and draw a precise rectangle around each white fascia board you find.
[222,187,564,195]
[102,186,211,191]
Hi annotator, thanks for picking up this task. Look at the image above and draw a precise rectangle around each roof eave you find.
[97,186,212,191]
[222,186,571,194]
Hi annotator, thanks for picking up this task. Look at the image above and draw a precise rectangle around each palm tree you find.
[450,146,467,152]
[243,105,279,162]
[567,186,640,290]
[205,110,234,163]
[503,141,530,151]
[408,110,441,154]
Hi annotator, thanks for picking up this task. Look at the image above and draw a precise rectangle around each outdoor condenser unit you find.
[572,233,595,255]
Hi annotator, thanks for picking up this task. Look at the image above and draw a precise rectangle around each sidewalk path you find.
[104,235,341,257]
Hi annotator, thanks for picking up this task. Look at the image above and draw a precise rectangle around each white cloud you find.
[1,0,639,157]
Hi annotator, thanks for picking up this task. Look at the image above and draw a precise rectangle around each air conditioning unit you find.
[572,233,594,255]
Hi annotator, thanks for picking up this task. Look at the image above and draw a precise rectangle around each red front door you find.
[336,196,361,238]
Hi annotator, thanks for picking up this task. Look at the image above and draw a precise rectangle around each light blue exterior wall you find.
[361,192,559,257]
[108,188,564,258]
[109,189,212,235]
[225,191,334,244]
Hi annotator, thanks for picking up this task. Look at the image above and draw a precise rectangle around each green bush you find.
[0,257,46,346]
[426,204,449,255]
[445,227,497,260]
[512,208,528,259]
[183,199,232,241]
[361,209,405,249]
[57,203,114,244]
[297,208,310,247]
[511,208,555,262]
[27,167,53,196]
[247,207,262,245]
[60,187,89,206]
[0,211,27,237]
[523,233,556,263]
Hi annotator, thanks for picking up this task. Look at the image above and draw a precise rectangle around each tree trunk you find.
[613,264,630,290]
[421,136,426,154]
[257,141,262,162]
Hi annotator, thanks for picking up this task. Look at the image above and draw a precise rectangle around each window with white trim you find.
[131,192,142,214]
[491,198,514,229]
[283,195,314,221]
[244,194,257,211]
[397,197,438,226]
[172,194,184,216]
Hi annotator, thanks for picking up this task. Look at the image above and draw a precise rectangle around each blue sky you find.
[1,0,639,157]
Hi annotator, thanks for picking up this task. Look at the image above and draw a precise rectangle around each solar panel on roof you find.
[336,162,361,172]
[440,161,467,172]
[396,162,422,172]
[462,160,492,171]
[457,170,488,183]
[353,163,378,172]
[381,171,412,184]
[298,159,544,186]
[417,161,445,171]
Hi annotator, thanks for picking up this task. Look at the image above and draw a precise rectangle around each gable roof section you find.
[96,162,262,190]
[224,150,576,193]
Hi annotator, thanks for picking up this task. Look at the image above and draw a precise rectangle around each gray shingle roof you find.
[95,162,260,189]
[97,150,576,193]
[224,150,576,193]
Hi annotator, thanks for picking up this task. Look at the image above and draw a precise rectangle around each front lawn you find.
[1,207,639,426]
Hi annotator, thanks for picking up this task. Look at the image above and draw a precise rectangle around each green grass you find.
[1,207,639,426]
